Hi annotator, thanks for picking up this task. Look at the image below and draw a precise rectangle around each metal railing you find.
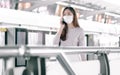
[0,46,120,75]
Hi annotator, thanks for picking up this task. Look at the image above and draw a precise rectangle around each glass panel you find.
[71,60,100,75]
[108,53,120,75]
[46,57,68,75]
[66,53,100,75]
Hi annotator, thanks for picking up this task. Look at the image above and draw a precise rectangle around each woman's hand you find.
[60,17,65,30]
[56,17,65,36]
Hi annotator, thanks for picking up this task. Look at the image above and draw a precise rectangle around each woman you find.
[53,7,86,61]
[53,6,85,46]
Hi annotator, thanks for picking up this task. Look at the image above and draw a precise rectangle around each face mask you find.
[63,15,73,24]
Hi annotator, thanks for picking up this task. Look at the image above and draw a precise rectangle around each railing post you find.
[97,52,110,75]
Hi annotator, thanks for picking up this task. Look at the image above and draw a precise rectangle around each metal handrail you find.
[0,46,120,75]
[0,46,120,57]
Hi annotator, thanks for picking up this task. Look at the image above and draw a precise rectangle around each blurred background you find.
[1,0,120,75]
[1,0,120,47]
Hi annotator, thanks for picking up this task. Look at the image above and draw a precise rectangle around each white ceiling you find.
[76,0,120,14]
[18,0,120,14]
[15,0,120,23]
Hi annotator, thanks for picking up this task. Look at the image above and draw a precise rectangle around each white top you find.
[53,27,85,46]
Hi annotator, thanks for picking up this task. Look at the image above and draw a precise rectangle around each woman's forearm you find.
[53,25,64,45]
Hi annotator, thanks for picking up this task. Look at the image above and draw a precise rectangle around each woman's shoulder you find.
[75,27,84,32]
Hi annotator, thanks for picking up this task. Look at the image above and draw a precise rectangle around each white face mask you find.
[63,15,73,24]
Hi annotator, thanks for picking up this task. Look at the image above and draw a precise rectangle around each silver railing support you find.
[57,52,76,75]
[95,51,110,75]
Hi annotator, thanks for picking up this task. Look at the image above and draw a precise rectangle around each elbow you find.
[53,40,59,46]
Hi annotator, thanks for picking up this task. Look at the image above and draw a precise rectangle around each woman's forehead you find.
[64,9,72,14]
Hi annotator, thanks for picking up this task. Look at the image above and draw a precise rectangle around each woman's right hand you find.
[56,17,65,36]
[60,17,65,30]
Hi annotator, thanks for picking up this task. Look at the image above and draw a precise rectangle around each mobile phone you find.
[62,18,67,25]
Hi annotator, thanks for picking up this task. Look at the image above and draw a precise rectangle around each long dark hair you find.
[60,7,80,41]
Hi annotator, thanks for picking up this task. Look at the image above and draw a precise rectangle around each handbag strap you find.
[59,40,61,46]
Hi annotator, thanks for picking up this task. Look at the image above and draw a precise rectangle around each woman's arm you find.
[53,19,65,46]
[53,29,62,46]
